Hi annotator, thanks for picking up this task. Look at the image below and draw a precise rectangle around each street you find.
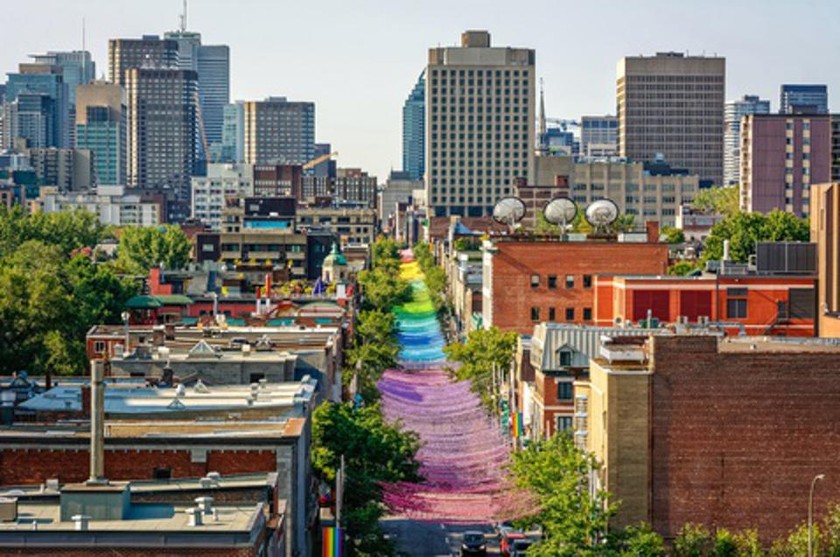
[381,518,501,557]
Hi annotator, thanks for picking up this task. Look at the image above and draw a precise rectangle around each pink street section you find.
[378,251,523,523]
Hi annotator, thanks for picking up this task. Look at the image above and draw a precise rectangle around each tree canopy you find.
[443,326,518,409]
[702,210,809,264]
[692,186,740,218]
[115,225,191,273]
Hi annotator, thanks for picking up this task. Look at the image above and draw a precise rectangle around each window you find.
[565,275,575,288]
[556,416,573,432]
[583,275,592,288]
[548,275,557,289]
[559,350,572,367]
[94,341,106,353]
[583,308,592,321]
[549,307,556,321]
[531,274,540,288]
[565,307,575,321]
[557,381,573,400]
[153,466,172,480]
[727,299,747,319]
[531,307,540,321]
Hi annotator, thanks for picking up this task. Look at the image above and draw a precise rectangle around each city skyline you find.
[1,0,838,181]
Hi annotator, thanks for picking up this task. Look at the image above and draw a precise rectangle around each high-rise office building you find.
[580,116,618,157]
[617,52,725,186]
[222,101,244,162]
[740,114,831,217]
[165,30,230,161]
[780,84,828,115]
[426,30,535,217]
[28,51,95,148]
[402,71,425,181]
[723,95,770,186]
[4,93,55,149]
[5,64,67,148]
[76,82,126,186]
[313,142,336,178]
[243,97,315,165]
[108,36,179,86]
[125,68,197,194]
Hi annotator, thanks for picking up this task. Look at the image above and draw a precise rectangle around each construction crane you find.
[302,151,338,170]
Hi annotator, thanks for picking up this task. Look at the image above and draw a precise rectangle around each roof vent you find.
[195,496,214,515]
[186,507,203,526]
[175,384,186,397]
[72,514,91,531]
[206,472,221,482]
[193,379,209,394]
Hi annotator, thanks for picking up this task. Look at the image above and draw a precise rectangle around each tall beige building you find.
[426,31,535,217]
[617,52,725,187]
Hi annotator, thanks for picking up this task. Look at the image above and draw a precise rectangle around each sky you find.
[2,0,839,181]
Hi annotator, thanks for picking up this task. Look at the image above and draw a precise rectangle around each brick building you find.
[593,273,817,337]
[481,228,669,334]
[576,335,840,542]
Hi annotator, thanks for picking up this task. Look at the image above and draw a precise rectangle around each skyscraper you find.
[426,30,535,217]
[617,52,725,186]
[125,67,197,194]
[164,30,231,161]
[5,64,67,148]
[402,71,425,181]
[29,51,95,148]
[108,36,179,86]
[243,97,315,165]
[222,101,244,162]
[76,82,126,186]
[780,84,829,115]
[723,95,770,186]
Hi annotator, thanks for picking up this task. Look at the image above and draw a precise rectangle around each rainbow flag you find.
[512,412,525,438]
[323,527,343,557]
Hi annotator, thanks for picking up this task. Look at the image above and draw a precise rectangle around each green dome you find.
[323,241,347,266]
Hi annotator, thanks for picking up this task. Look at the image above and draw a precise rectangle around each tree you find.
[443,326,518,409]
[662,226,686,244]
[668,261,701,276]
[702,210,809,264]
[357,267,412,311]
[371,236,403,275]
[116,225,191,273]
[693,186,740,218]
[509,434,617,556]
[311,402,420,555]
[0,206,105,259]
[610,523,666,557]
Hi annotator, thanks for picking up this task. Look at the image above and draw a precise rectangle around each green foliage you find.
[732,530,764,557]
[115,225,191,273]
[509,434,617,556]
[702,210,809,264]
[357,268,412,311]
[674,524,712,557]
[610,523,666,557]
[693,186,740,218]
[371,235,403,275]
[711,529,738,557]
[668,261,701,276]
[443,326,517,410]
[536,210,564,235]
[412,241,449,312]
[0,239,137,376]
[311,402,420,553]
[0,206,105,259]
[662,225,686,244]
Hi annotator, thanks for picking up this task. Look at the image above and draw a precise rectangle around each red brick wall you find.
[490,241,669,334]
[0,447,278,486]
[650,336,840,541]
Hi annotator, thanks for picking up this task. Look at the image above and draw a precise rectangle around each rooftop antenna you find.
[538,78,547,154]
[82,17,86,51]
[179,0,188,32]
[585,199,620,235]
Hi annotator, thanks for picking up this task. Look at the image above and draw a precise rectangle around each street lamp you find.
[809,473,825,557]
[121,311,131,354]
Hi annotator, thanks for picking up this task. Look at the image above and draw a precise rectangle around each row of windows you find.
[430,69,528,78]
[532,274,592,289]
[531,306,593,321]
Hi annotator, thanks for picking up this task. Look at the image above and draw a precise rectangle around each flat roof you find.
[720,336,840,353]
[0,502,262,533]
[19,379,316,414]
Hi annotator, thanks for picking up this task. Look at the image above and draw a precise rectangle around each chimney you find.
[645,220,660,243]
[195,496,214,515]
[86,360,107,485]
[723,239,731,262]
[72,514,91,531]
[186,507,203,526]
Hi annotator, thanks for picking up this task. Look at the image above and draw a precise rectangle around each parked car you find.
[496,521,517,539]
[461,531,487,556]
[510,538,533,556]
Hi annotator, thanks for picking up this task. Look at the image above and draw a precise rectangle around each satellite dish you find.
[492,197,526,227]
[542,197,577,228]
[585,199,620,233]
